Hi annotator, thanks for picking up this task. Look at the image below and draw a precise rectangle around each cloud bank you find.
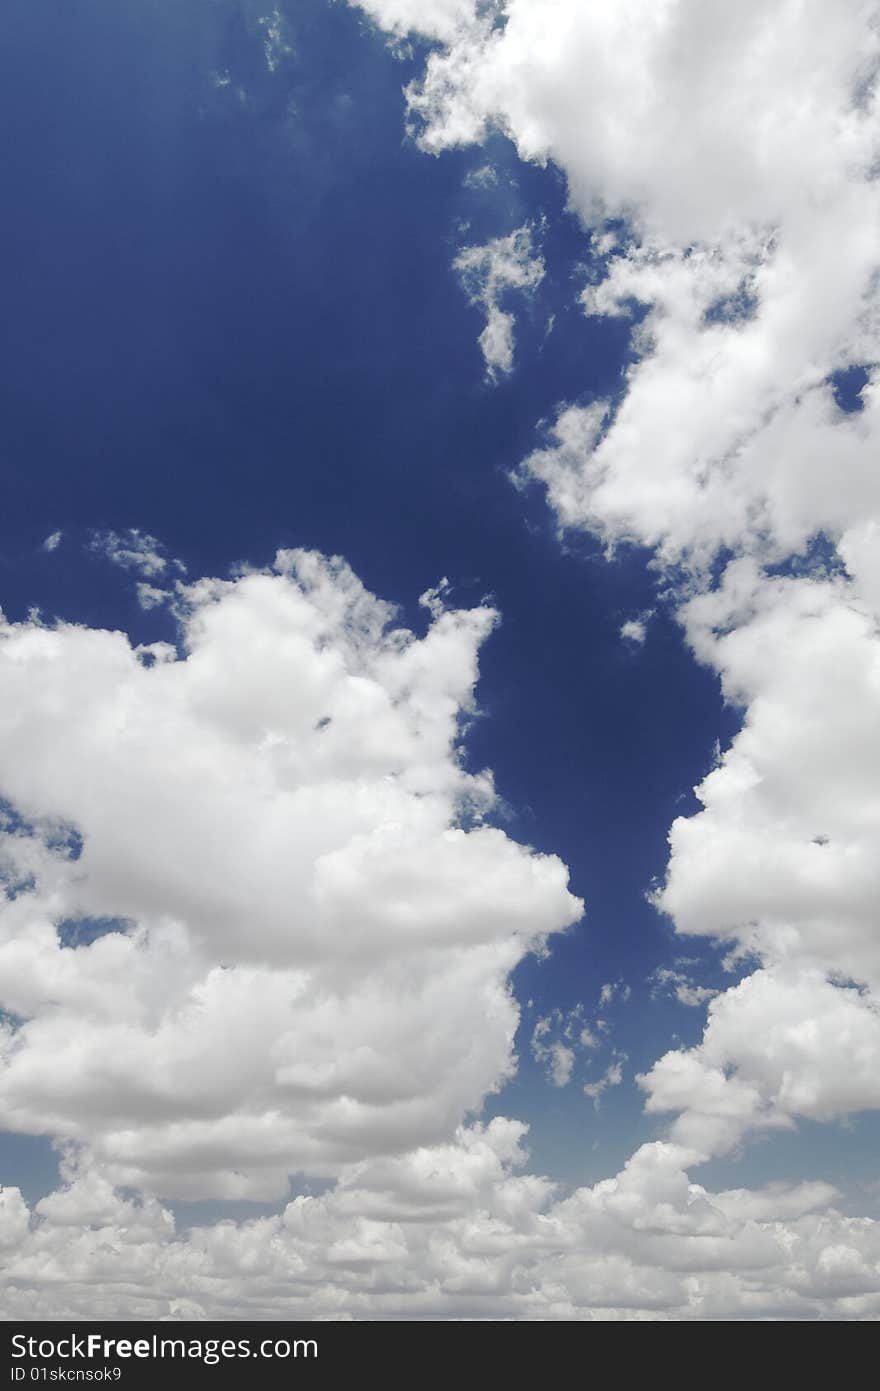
[3,1128,878,1320]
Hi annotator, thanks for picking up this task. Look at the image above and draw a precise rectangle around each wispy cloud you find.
[454,224,544,381]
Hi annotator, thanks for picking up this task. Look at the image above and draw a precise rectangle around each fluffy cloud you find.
[396,0,879,243]
[635,563,880,1156]
[1,548,878,1319]
[3,1131,879,1319]
[453,224,544,379]
[354,0,479,45]
[355,1,880,568]
[0,551,580,1199]
[661,566,880,987]
[644,966,880,1156]
[348,0,880,1218]
[4,0,880,1321]
[619,614,650,647]
[523,243,880,569]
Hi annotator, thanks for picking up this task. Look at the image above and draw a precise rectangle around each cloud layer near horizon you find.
[3,1124,878,1320]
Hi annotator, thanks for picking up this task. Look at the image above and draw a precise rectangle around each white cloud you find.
[630,563,880,1158]
[135,582,170,611]
[41,531,62,554]
[598,979,630,1008]
[401,1,879,239]
[530,1001,612,1087]
[89,528,177,581]
[353,2,880,569]
[4,0,879,1320]
[544,1042,574,1088]
[4,1132,878,1319]
[660,565,880,992]
[353,0,479,45]
[583,1055,625,1108]
[453,224,544,380]
[650,966,716,1009]
[463,162,497,190]
[531,1015,575,1087]
[523,238,880,571]
[0,551,581,1199]
[620,615,650,646]
[347,0,880,1251]
[643,966,880,1158]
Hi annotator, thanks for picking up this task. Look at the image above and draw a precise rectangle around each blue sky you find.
[0,0,732,1179]
[1,1,879,1320]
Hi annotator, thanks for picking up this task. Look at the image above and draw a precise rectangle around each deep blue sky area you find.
[0,0,760,1203]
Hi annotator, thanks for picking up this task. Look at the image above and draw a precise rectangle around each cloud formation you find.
[3,1130,878,1319]
[453,224,544,379]
[0,551,580,1200]
[89,528,173,579]
[3,1,879,1321]
[355,0,479,44]
[354,0,880,566]
[348,0,880,1286]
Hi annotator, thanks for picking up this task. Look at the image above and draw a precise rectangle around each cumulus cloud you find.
[3,1132,878,1319]
[523,236,880,569]
[453,224,544,380]
[347,0,880,1240]
[4,0,880,1321]
[354,0,479,45]
[0,540,877,1318]
[0,551,581,1200]
[619,615,650,646]
[635,564,880,1157]
[396,2,874,233]
[353,1,880,567]
[643,967,880,1157]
